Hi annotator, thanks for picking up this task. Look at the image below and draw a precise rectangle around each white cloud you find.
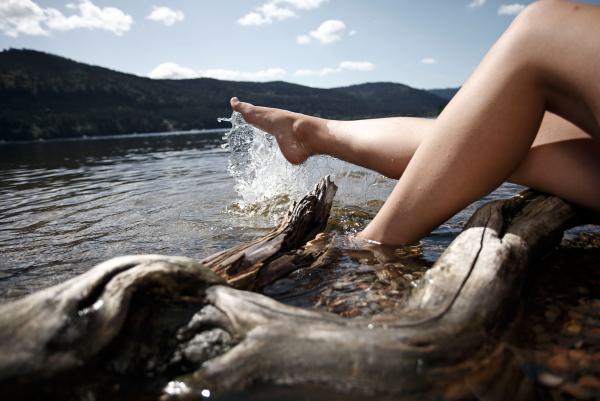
[260,2,296,20]
[148,63,286,81]
[237,0,327,27]
[147,6,184,27]
[45,0,133,35]
[148,63,198,79]
[0,0,133,37]
[238,2,295,26]
[498,3,526,15]
[0,0,48,37]
[300,19,346,44]
[421,58,437,64]
[294,60,375,76]
[468,0,486,8]
[348,29,357,36]
[199,68,286,81]
[296,34,311,44]
[237,12,268,27]
[295,67,336,77]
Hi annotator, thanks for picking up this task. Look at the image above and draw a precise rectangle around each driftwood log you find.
[0,177,593,401]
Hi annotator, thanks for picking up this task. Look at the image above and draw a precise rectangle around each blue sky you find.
[1,0,599,89]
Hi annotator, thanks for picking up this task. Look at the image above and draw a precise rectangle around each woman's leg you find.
[232,0,600,244]
[229,100,432,176]
[324,112,600,212]
[230,105,600,217]
[358,0,600,244]
[510,112,600,212]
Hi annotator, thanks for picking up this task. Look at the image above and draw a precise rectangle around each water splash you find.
[219,112,394,226]
[219,112,312,208]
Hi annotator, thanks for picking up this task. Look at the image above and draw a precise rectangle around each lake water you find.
[1,117,599,401]
[0,119,529,302]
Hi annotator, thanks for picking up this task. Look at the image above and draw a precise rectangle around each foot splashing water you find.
[219,112,433,320]
[219,112,394,229]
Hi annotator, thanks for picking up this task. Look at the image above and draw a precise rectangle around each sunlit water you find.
[0,116,586,303]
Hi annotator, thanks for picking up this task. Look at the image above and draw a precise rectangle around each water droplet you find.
[164,381,190,396]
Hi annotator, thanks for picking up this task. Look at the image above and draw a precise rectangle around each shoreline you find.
[0,128,230,146]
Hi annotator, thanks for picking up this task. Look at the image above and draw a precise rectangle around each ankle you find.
[292,114,329,156]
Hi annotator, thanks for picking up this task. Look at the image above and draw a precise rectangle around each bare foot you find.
[230,97,326,165]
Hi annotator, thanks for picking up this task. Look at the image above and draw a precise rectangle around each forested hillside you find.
[0,49,455,141]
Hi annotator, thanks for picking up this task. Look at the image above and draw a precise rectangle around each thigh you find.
[523,1,600,138]
[510,112,600,212]
[531,112,592,147]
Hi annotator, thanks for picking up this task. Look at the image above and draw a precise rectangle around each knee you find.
[500,1,571,64]
[510,0,572,38]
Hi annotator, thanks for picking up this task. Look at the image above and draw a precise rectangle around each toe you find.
[230,97,253,115]
[230,97,262,126]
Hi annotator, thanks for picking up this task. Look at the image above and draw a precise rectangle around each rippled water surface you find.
[0,126,525,302]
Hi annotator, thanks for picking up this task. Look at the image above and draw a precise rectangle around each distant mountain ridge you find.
[0,49,458,141]
[427,88,460,101]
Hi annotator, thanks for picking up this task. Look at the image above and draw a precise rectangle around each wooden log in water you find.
[0,177,592,400]
[201,176,337,289]
[164,190,585,400]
